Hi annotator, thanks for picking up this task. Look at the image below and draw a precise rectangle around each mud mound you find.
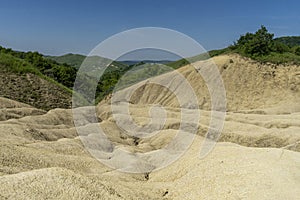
[1,112,299,199]
[0,97,33,109]
[150,138,300,200]
[0,167,125,199]
[0,97,46,121]
[96,103,300,152]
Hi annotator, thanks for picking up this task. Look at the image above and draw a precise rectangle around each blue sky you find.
[0,0,299,56]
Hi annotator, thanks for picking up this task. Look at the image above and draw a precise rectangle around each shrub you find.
[272,41,290,53]
[295,46,300,56]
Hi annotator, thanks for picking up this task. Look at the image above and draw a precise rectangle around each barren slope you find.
[0,71,72,110]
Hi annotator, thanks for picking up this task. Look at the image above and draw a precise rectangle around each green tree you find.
[235,25,274,57]
[236,32,255,46]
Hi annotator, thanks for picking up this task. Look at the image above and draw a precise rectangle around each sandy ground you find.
[0,54,299,199]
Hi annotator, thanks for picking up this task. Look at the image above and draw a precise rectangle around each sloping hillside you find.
[105,54,300,112]
[0,50,72,110]
[0,47,130,109]
[0,71,72,110]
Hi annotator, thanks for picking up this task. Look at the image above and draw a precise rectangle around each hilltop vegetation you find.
[231,26,300,64]
[222,26,300,64]
[168,26,300,69]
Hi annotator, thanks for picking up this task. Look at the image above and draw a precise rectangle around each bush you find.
[272,41,290,53]
[295,46,300,56]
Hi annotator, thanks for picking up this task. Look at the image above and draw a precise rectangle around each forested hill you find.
[46,53,129,70]
[274,36,300,47]
[46,53,86,69]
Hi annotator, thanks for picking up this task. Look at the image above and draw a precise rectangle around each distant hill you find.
[47,53,130,70]
[47,53,173,69]
[47,54,183,102]
[119,60,173,66]
[166,52,212,69]
[274,36,300,47]
[46,53,85,69]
